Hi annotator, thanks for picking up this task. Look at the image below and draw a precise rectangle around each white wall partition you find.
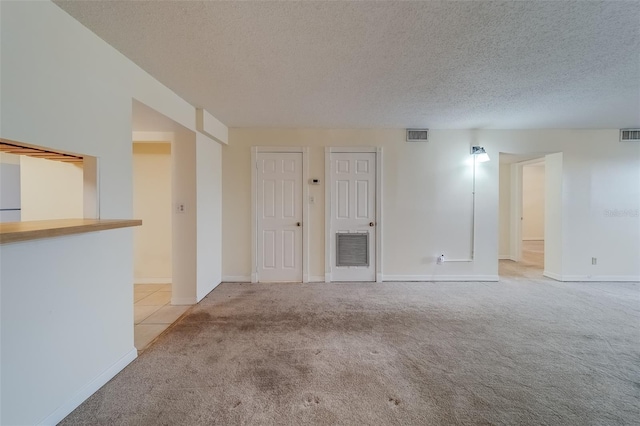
[0,2,226,424]
[196,132,223,300]
[498,163,512,259]
[171,130,198,304]
[544,153,564,280]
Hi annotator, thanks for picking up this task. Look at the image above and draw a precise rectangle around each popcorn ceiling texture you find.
[54,1,639,129]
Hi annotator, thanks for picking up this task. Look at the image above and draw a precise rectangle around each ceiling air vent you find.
[620,129,640,142]
[406,129,429,142]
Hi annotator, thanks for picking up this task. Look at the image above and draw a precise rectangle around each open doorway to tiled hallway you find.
[131,100,193,351]
[133,284,190,350]
[499,240,544,278]
[498,154,548,279]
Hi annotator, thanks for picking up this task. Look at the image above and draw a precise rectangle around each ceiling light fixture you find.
[471,146,490,162]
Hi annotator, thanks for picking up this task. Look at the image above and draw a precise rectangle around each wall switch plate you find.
[591,257,597,265]
[309,196,315,204]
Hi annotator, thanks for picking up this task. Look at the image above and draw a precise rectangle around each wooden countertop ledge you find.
[0,219,142,244]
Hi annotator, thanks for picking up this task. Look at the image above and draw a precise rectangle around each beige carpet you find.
[61,264,639,425]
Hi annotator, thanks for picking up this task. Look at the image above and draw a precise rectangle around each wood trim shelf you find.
[0,219,142,244]
[0,138,83,164]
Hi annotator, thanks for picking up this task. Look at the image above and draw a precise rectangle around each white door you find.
[330,152,376,281]
[256,152,303,282]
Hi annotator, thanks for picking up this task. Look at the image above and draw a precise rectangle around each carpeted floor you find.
[62,262,639,425]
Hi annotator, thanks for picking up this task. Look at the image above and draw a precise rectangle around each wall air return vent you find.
[620,129,640,142]
[336,233,369,267]
[406,129,429,142]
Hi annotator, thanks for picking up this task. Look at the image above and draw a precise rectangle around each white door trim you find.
[325,147,383,282]
[251,146,309,283]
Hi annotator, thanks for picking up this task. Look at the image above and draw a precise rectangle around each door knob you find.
[297,222,301,227]
[369,222,375,227]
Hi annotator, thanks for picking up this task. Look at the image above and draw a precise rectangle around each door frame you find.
[325,146,383,283]
[251,146,309,283]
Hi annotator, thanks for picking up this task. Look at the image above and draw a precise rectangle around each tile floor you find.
[134,284,190,351]
[499,240,544,278]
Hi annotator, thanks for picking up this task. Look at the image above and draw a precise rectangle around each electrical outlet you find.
[591,257,597,265]
[309,196,315,204]
[176,203,186,214]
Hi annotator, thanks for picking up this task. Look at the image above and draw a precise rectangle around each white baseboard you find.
[383,275,499,282]
[545,273,640,282]
[590,276,640,282]
[39,348,137,426]
[498,255,514,260]
[543,270,562,281]
[522,238,544,241]
[171,297,196,305]
[222,276,328,283]
[222,275,251,282]
[134,278,172,285]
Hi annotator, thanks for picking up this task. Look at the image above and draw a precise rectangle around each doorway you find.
[256,152,303,282]
[251,147,309,283]
[325,148,382,282]
[498,153,560,279]
[521,161,545,270]
[131,100,194,351]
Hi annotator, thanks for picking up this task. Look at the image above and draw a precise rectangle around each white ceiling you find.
[55,1,639,129]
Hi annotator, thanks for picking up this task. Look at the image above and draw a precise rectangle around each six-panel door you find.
[330,152,376,281]
[256,152,303,282]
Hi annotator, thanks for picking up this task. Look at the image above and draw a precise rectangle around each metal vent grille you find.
[620,129,640,141]
[336,233,369,267]
[406,129,429,142]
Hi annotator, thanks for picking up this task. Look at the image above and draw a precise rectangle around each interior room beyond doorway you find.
[498,154,549,279]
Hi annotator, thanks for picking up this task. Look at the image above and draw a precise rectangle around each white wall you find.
[0,2,225,424]
[223,129,640,283]
[132,142,172,283]
[485,130,639,281]
[498,163,511,258]
[20,155,84,221]
[522,163,545,241]
[544,153,563,279]
[196,133,223,300]
[1,230,136,426]
[224,129,498,282]
[171,130,198,304]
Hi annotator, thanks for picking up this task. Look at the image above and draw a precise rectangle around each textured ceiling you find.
[55,1,639,129]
